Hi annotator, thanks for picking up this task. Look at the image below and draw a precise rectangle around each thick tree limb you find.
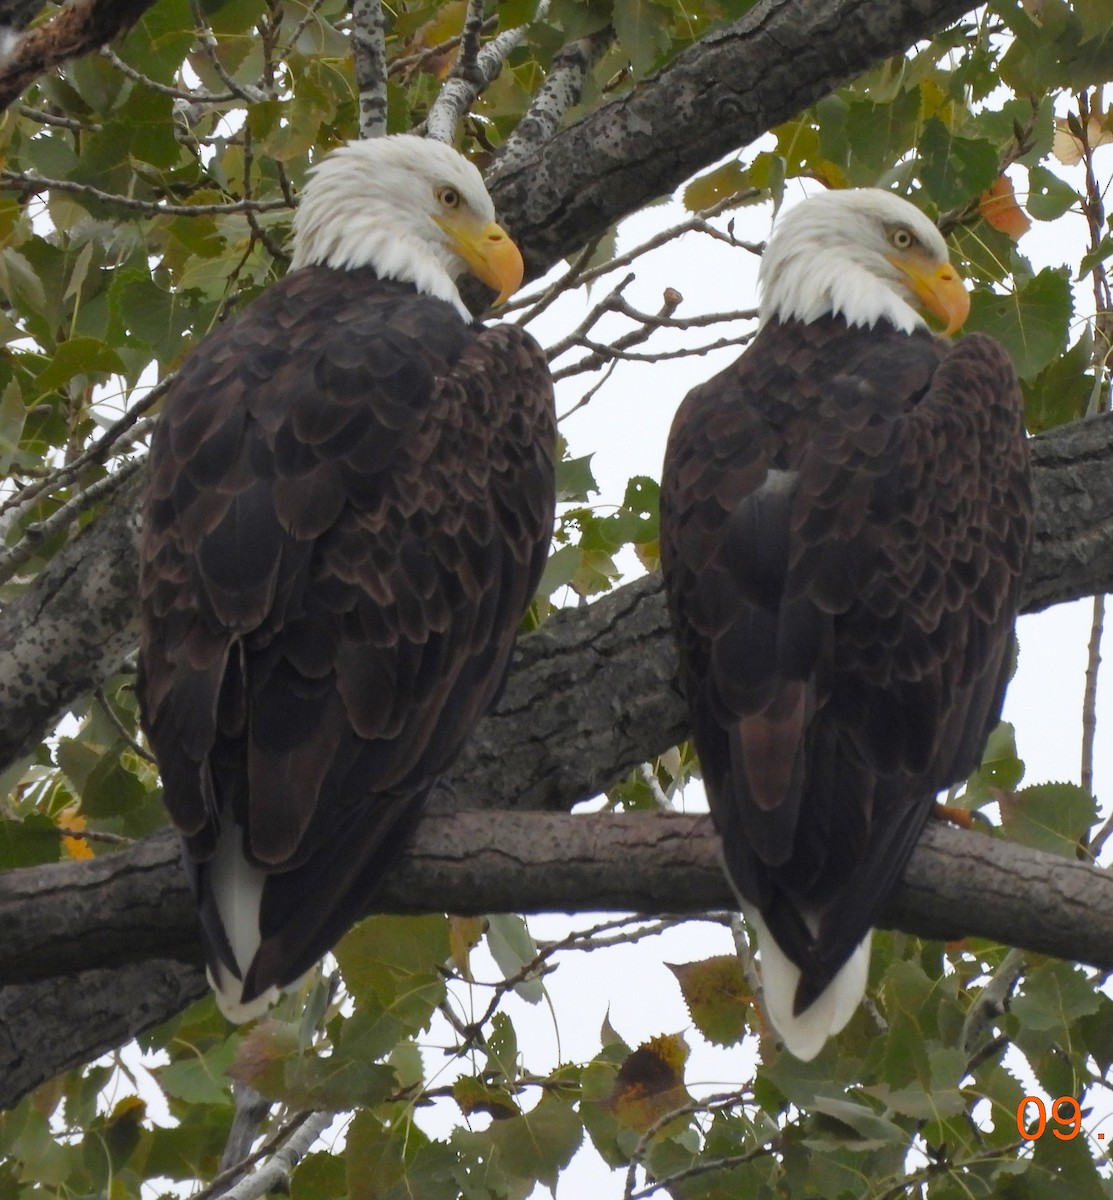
[2,812,1109,1107]
[489,0,980,277]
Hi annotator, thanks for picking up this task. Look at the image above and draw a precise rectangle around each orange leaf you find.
[979,176,1031,241]
[57,809,94,860]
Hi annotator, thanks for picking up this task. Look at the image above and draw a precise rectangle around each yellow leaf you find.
[448,915,484,981]
[979,175,1031,241]
[682,159,747,212]
[57,808,94,860]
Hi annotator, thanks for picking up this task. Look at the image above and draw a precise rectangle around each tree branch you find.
[2,811,1110,1108]
[487,0,980,277]
[425,0,550,144]
[495,28,616,175]
[350,0,387,139]
[0,0,159,111]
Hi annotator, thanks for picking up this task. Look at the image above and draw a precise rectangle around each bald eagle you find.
[138,136,556,1022]
[660,188,1033,1060]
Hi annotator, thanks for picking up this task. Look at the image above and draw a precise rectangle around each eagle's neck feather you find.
[761,255,925,335]
[291,196,470,319]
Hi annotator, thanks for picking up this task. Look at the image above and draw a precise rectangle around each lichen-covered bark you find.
[0,474,141,769]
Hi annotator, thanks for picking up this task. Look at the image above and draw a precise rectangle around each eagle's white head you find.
[291,135,523,319]
[759,188,970,336]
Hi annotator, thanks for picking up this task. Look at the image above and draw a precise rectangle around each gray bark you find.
[488,0,981,278]
[2,811,1110,1108]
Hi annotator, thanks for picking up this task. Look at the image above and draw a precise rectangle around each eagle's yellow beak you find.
[436,215,525,306]
[888,253,971,336]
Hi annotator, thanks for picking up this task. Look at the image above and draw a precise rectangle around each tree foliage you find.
[0,0,1111,1196]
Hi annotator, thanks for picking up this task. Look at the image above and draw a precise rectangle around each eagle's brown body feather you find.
[661,314,1032,1015]
[139,264,555,1006]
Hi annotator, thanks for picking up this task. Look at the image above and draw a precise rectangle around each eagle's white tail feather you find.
[748,910,871,1061]
[207,823,276,1023]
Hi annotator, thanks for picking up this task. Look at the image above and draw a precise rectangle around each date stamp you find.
[1017,1095,1088,1141]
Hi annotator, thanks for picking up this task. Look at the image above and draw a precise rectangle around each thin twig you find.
[93,688,157,765]
[551,329,753,382]
[100,46,240,104]
[277,0,331,62]
[16,104,100,132]
[389,18,497,78]
[504,188,763,321]
[188,0,269,103]
[0,169,292,218]
[624,1088,759,1200]
[0,374,173,524]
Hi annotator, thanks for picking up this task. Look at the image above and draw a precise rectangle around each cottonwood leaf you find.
[667,956,752,1046]
[979,175,1031,240]
[607,1032,691,1134]
[965,267,1072,380]
[998,781,1095,857]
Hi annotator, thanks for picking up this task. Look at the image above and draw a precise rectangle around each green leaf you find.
[612,0,673,77]
[454,1094,583,1192]
[962,720,1024,809]
[965,267,1072,380]
[1027,164,1078,220]
[1022,332,1098,434]
[556,451,598,502]
[1078,232,1113,280]
[536,543,581,598]
[36,338,125,390]
[998,781,1096,857]
[919,116,999,208]
[291,1151,347,1200]
[0,812,64,868]
[1013,960,1101,1035]
[666,956,752,1047]
[485,913,544,1003]
[159,1038,237,1106]
[334,914,449,1022]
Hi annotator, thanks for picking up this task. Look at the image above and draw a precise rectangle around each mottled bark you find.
[2,812,1110,1107]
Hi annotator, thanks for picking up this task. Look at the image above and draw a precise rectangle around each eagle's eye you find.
[437,186,461,210]
[890,227,915,251]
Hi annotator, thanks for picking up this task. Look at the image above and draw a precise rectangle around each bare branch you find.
[218,1111,333,1200]
[425,0,551,144]
[188,0,268,102]
[495,28,616,176]
[0,169,292,217]
[100,45,240,104]
[350,0,388,139]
